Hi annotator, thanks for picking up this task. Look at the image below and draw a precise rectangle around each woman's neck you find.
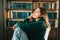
[35,16,43,21]
[36,18,40,21]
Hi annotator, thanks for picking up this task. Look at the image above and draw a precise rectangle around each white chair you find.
[44,28,51,40]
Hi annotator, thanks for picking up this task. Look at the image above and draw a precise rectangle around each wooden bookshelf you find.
[4,0,32,29]
[4,0,59,40]
[4,0,59,29]
[4,0,59,39]
[3,0,59,32]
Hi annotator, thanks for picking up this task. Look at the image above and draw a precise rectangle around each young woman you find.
[12,7,50,40]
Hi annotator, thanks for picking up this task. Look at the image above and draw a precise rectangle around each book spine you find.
[54,3,57,9]
[8,12,10,18]
[6,11,8,18]
[52,3,54,9]
[11,12,13,18]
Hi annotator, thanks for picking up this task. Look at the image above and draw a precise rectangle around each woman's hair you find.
[39,7,47,15]
[32,7,47,15]
[32,7,51,28]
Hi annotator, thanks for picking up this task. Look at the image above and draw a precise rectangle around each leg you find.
[12,27,29,40]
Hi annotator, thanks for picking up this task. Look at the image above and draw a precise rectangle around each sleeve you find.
[14,22,21,28]
[24,18,30,23]
[14,18,30,28]
[29,21,47,30]
[20,21,46,31]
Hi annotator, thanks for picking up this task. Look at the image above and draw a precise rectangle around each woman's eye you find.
[33,11,40,13]
[35,12,38,13]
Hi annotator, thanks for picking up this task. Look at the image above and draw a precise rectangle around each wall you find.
[58,0,60,40]
[0,0,4,40]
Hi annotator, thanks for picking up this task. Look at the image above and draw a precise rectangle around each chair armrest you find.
[44,28,51,40]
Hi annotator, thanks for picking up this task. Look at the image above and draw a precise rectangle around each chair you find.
[16,27,51,40]
[20,28,51,40]
[19,28,51,40]
[44,28,51,40]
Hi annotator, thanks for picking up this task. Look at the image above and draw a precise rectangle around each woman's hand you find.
[12,25,16,30]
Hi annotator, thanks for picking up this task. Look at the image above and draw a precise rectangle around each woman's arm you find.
[12,18,30,30]
[12,14,35,30]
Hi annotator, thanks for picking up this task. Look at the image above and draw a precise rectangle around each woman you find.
[12,7,50,40]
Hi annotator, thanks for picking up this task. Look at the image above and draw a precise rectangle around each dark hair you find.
[32,7,47,15]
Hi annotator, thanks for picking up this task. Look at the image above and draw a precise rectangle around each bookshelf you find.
[4,1,32,40]
[4,0,59,28]
[4,0,59,40]
[4,0,32,28]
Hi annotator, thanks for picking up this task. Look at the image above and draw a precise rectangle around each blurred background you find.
[0,0,59,40]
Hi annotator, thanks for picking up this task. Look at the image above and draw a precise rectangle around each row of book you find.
[8,2,32,9]
[6,12,31,19]
[8,2,57,10]
[33,2,57,10]
[6,11,57,19]
[48,12,57,19]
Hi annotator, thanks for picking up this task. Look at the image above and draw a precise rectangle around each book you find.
[53,12,57,19]
[48,12,57,19]
[11,12,31,19]
[48,12,52,19]
[49,3,57,10]
[52,3,54,9]
[8,11,11,18]
[25,3,32,9]
[6,11,8,18]
[54,3,57,9]
[13,12,18,18]
[43,3,49,9]
[33,2,39,9]
[49,3,52,10]
[8,2,32,9]
[22,12,31,19]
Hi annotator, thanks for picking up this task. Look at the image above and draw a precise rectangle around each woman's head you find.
[29,7,51,28]
[32,7,47,19]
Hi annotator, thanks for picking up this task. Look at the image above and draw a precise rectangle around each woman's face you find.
[32,8,41,19]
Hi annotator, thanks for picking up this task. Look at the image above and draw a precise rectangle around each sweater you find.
[16,17,46,40]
